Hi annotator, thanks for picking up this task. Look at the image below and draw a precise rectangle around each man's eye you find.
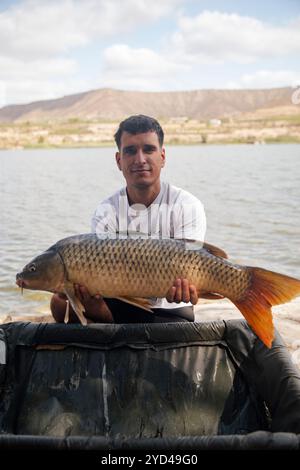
[124,147,136,155]
[144,147,155,153]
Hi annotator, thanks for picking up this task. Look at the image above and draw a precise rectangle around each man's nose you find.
[135,149,147,163]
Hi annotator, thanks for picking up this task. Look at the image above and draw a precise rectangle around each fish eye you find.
[29,264,36,272]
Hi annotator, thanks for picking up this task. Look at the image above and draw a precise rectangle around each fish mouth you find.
[16,275,27,293]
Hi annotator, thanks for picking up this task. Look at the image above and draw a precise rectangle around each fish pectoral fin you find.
[114,296,153,312]
[64,284,88,326]
[64,299,70,323]
[199,292,225,300]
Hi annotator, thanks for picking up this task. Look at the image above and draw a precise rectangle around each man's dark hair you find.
[114,114,164,149]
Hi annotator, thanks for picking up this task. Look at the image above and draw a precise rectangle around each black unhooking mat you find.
[0,319,299,450]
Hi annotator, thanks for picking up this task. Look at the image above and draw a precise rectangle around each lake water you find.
[0,144,300,316]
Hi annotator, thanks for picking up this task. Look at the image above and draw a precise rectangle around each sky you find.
[0,0,299,106]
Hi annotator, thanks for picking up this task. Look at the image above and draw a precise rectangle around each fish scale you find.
[54,235,249,299]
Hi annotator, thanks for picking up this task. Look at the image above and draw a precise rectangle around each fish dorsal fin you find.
[114,296,153,312]
[182,238,228,259]
[202,242,228,259]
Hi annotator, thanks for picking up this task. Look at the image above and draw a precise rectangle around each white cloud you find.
[0,0,87,59]
[1,3,300,105]
[101,11,300,92]
[226,70,300,89]
[101,44,188,91]
[0,0,183,59]
[0,55,80,105]
[0,81,6,108]
[0,56,93,106]
[0,0,184,104]
[169,11,300,64]
[0,56,77,80]
[1,77,91,106]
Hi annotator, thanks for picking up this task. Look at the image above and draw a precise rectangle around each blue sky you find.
[0,0,299,106]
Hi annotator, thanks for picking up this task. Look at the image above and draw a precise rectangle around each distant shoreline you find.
[1,139,300,151]
[1,109,300,150]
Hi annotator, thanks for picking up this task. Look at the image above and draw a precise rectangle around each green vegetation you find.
[264,114,300,124]
[264,135,300,144]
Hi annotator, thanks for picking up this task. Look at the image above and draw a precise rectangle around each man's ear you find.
[161,147,166,168]
[115,152,122,170]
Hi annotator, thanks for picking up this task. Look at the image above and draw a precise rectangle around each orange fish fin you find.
[202,242,228,259]
[233,267,300,349]
[198,292,225,300]
[114,296,153,312]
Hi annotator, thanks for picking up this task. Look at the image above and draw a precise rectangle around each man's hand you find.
[166,278,198,305]
[74,284,113,322]
[74,284,102,303]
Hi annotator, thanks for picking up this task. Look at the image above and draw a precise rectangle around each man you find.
[51,115,206,324]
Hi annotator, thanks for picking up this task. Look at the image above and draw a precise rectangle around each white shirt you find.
[91,181,206,309]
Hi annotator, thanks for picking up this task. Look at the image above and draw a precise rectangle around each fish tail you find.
[232,267,300,349]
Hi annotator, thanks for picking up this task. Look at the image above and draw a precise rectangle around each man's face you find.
[116,131,165,190]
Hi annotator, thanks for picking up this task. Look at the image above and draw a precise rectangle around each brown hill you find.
[0,87,295,123]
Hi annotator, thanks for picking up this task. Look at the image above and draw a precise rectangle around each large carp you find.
[16,233,300,348]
